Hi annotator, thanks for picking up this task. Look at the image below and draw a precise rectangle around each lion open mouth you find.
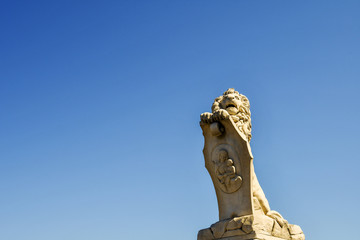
[226,104,236,108]
[225,102,238,115]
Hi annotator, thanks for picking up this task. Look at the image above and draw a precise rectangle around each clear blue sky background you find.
[1,1,359,240]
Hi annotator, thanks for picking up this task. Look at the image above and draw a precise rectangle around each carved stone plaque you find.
[201,117,254,220]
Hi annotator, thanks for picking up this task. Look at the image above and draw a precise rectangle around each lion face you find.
[211,88,252,141]
[214,89,250,117]
[219,92,243,115]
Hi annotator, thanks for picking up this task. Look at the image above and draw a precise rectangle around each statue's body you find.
[198,89,305,240]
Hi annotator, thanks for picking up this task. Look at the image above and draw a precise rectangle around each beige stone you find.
[211,220,229,238]
[271,221,290,239]
[226,217,244,231]
[288,224,303,235]
[222,229,246,238]
[198,89,305,240]
[198,228,214,240]
[253,214,274,234]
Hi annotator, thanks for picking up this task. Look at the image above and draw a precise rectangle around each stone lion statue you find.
[201,88,288,226]
[198,88,305,240]
[200,88,252,142]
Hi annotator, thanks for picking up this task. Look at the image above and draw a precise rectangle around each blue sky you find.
[1,1,359,240]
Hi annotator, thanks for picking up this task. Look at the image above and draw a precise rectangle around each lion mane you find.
[201,88,252,142]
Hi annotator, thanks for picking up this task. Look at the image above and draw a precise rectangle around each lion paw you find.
[201,112,213,123]
[212,109,229,121]
[266,210,288,227]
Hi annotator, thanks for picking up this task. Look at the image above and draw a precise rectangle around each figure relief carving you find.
[213,149,242,193]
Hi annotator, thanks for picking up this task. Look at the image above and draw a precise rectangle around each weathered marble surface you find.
[198,89,304,240]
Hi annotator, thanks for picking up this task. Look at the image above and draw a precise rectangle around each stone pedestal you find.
[197,213,304,240]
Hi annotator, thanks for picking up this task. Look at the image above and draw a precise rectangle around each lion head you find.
[212,88,252,141]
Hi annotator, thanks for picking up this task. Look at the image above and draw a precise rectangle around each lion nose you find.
[227,94,235,100]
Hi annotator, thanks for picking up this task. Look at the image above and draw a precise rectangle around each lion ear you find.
[212,96,223,112]
[214,96,222,102]
[212,103,220,112]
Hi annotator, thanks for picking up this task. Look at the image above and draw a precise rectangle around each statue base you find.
[197,214,305,240]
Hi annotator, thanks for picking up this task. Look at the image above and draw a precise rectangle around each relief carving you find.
[213,149,242,193]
